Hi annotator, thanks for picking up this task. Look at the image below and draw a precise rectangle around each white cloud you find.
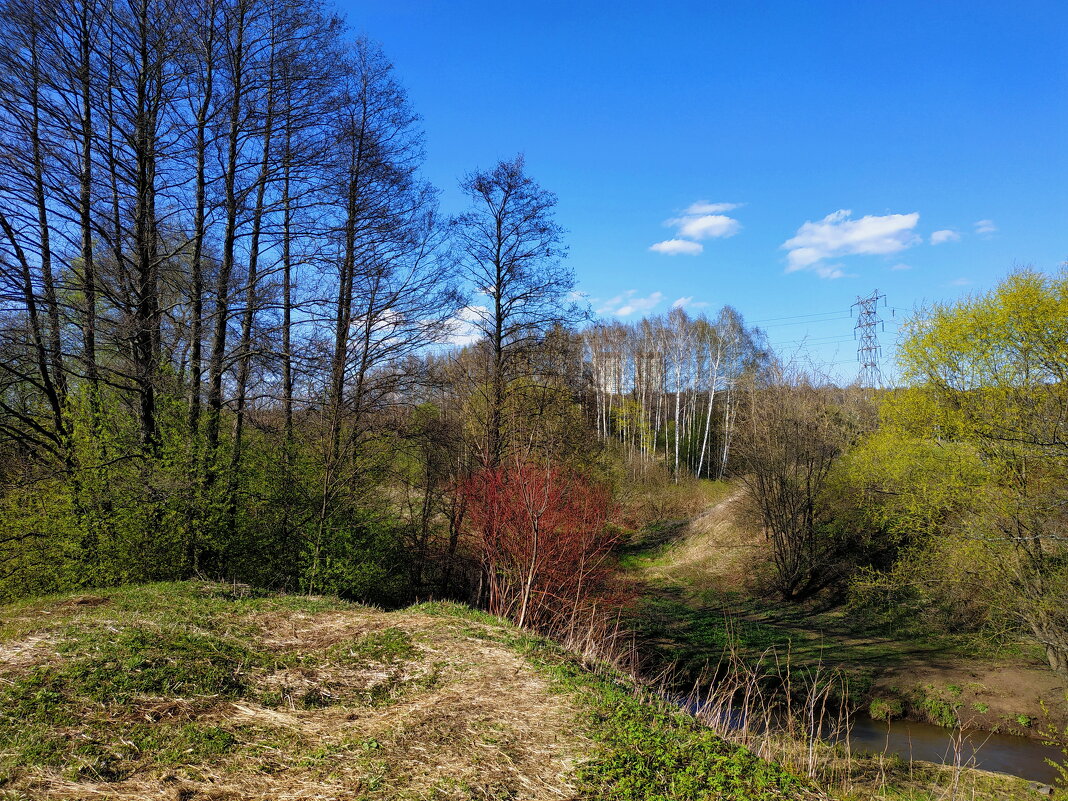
[649,239,703,256]
[974,219,997,235]
[617,291,664,316]
[890,263,912,271]
[815,264,847,279]
[440,304,487,347]
[667,201,743,241]
[948,277,972,287]
[930,229,960,245]
[593,293,625,314]
[597,290,665,317]
[683,201,743,215]
[671,296,710,310]
[782,209,921,276]
[649,200,742,254]
[672,214,741,240]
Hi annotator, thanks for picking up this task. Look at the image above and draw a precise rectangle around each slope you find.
[0,581,824,801]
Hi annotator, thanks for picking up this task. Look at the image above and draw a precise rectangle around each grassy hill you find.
[0,582,824,801]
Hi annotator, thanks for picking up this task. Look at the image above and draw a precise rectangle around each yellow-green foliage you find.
[843,270,1068,665]
[839,425,987,541]
[898,268,1068,447]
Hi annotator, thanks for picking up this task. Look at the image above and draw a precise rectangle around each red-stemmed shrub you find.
[459,462,618,632]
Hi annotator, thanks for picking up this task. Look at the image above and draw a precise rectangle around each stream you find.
[681,697,1065,783]
[846,714,1064,784]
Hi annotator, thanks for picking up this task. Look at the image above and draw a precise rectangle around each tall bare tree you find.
[451,155,575,468]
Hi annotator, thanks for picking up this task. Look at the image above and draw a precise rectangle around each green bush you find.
[868,697,904,722]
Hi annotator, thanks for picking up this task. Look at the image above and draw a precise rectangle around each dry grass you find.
[0,631,60,675]
[641,491,764,592]
[253,607,386,651]
[0,588,587,801]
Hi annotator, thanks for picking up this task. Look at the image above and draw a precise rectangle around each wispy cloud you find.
[930,229,960,245]
[974,219,997,235]
[649,239,703,256]
[890,263,912,271]
[815,264,847,279]
[441,304,487,347]
[668,201,743,241]
[649,200,742,255]
[596,290,665,317]
[683,201,743,215]
[782,209,921,276]
[674,215,741,240]
[671,296,710,310]
[948,277,972,287]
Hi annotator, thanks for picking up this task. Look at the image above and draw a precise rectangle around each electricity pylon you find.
[851,289,886,388]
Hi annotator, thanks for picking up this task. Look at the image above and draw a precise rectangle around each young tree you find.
[736,365,867,600]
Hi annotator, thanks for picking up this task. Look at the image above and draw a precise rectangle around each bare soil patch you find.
[875,661,1068,736]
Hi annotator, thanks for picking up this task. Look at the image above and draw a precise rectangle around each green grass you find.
[0,582,434,786]
[330,627,418,666]
[537,652,816,799]
[0,618,282,781]
[618,506,1034,712]
[2,582,1048,800]
[868,697,904,722]
[423,603,819,801]
[626,589,794,679]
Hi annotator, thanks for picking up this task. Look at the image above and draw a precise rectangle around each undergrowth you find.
[422,603,823,800]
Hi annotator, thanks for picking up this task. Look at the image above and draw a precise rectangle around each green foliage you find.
[301,511,412,606]
[0,379,421,609]
[838,270,1068,675]
[0,387,198,602]
[908,686,959,729]
[837,425,987,543]
[1039,721,1068,787]
[869,697,904,722]
[506,634,814,800]
[612,398,655,454]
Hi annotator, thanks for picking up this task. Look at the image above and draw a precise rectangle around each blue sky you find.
[343,0,1067,380]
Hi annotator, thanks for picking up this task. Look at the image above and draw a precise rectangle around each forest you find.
[1,0,1066,679]
[0,0,1066,794]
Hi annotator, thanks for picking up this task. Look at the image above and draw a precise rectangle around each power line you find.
[759,314,853,329]
[773,334,857,346]
[748,309,850,324]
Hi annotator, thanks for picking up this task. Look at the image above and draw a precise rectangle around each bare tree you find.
[735,365,863,600]
[451,155,577,468]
